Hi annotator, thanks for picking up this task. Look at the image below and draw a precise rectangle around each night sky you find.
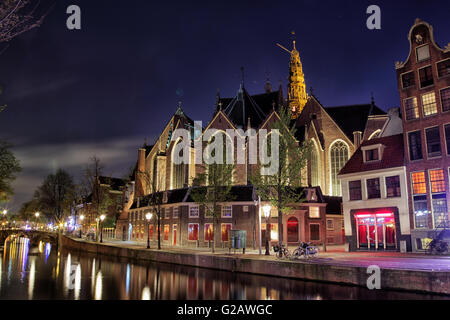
[1,0,449,212]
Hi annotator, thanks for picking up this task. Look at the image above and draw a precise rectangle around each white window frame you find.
[326,219,334,230]
[309,206,320,218]
[173,206,179,219]
[416,44,430,63]
[221,205,232,218]
[421,91,438,117]
[189,205,199,218]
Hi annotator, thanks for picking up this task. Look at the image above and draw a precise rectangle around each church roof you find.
[219,86,282,129]
[324,104,386,141]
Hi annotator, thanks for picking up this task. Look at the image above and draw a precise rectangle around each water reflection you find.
[0,237,448,300]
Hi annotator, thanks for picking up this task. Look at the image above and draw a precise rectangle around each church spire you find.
[277,31,308,119]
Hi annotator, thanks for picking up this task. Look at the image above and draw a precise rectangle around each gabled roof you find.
[339,134,404,176]
[219,86,282,129]
[324,103,386,141]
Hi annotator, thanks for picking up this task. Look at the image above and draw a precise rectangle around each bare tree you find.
[0,0,52,53]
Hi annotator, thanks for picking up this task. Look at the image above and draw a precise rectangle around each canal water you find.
[0,236,448,300]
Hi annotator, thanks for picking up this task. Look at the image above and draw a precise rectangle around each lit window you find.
[270,223,278,241]
[204,223,213,241]
[164,225,169,241]
[413,195,428,228]
[419,66,434,88]
[221,223,232,242]
[221,205,232,218]
[173,207,179,218]
[310,143,319,187]
[189,206,199,218]
[429,169,445,193]
[437,59,450,78]
[401,71,415,88]
[366,178,381,199]
[404,97,419,120]
[188,223,198,241]
[441,87,450,112]
[432,195,447,228]
[330,141,349,196]
[421,92,437,116]
[386,176,401,198]
[408,131,423,160]
[416,44,430,62]
[309,206,320,218]
[243,206,249,212]
[149,225,154,239]
[349,180,362,201]
[412,171,426,194]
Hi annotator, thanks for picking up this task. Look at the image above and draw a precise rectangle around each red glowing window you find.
[188,223,199,241]
[221,223,232,242]
[204,223,213,241]
[164,225,169,241]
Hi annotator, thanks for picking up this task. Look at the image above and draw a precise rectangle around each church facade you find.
[115,39,389,250]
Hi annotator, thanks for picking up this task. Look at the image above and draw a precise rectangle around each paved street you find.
[86,237,450,272]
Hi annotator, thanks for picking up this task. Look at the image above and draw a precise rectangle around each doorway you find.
[173,224,177,246]
[356,212,397,250]
[287,217,299,243]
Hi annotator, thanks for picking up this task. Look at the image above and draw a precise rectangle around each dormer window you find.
[362,144,383,163]
[365,149,379,161]
[416,44,430,62]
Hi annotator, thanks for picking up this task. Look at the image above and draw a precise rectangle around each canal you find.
[0,236,448,300]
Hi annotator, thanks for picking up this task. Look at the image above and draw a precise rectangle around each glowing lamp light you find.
[100,214,106,221]
[35,212,40,218]
[2,209,7,215]
[145,212,153,221]
[79,215,85,221]
[262,205,271,219]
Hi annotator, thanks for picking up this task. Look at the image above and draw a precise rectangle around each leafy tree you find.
[35,168,76,226]
[190,133,235,253]
[17,194,40,221]
[250,106,310,255]
[0,141,21,202]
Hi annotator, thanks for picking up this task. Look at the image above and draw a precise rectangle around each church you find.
[115,38,391,250]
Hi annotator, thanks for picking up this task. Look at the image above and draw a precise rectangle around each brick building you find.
[115,39,395,249]
[75,176,126,235]
[395,19,450,251]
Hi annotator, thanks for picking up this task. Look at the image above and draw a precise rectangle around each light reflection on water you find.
[0,236,448,300]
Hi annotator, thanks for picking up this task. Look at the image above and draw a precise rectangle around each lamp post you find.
[100,214,105,243]
[145,212,153,249]
[35,212,40,230]
[2,210,6,229]
[262,204,271,256]
[79,215,85,238]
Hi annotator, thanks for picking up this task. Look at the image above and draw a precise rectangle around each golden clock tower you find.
[278,36,308,118]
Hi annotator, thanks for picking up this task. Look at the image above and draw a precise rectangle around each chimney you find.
[353,131,362,148]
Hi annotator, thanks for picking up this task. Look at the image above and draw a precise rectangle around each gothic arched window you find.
[172,140,187,189]
[310,142,319,187]
[330,140,349,196]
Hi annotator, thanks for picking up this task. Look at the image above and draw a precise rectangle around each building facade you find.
[395,19,450,251]
[339,134,411,252]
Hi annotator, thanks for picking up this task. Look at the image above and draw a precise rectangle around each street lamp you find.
[262,204,272,256]
[35,212,40,230]
[79,215,85,238]
[100,214,105,243]
[145,212,153,249]
[2,210,6,229]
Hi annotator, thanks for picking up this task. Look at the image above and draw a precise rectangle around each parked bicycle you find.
[292,242,319,259]
[272,243,291,259]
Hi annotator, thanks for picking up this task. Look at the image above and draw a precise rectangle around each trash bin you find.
[228,230,246,254]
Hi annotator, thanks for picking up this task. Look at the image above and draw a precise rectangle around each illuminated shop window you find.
[221,223,232,242]
[164,225,169,241]
[204,223,213,241]
[188,223,198,241]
